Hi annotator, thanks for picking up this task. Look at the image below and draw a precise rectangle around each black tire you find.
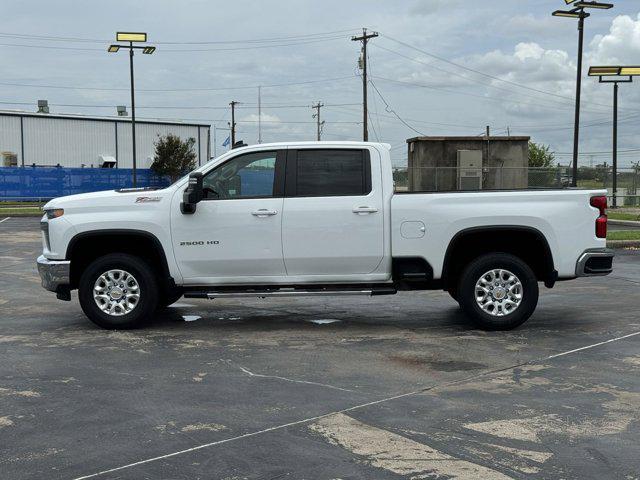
[457,253,538,331]
[78,253,159,329]
[159,288,184,309]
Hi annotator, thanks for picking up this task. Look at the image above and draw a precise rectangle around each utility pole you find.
[128,44,137,187]
[352,28,378,141]
[312,102,324,141]
[258,86,262,144]
[612,80,618,207]
[229,100,238,146]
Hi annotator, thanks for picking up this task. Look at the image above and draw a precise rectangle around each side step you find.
[184,285,397,299]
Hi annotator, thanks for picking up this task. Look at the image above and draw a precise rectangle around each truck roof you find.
[231,141,392,150]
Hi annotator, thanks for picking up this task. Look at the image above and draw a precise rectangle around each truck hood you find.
[43,187,174,212]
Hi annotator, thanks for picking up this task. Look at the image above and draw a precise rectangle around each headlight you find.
[44,208,64,219]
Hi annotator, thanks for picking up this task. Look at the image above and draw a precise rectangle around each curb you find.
[609,219,640,227]
[0,213,42,218]
[607,240,640,249]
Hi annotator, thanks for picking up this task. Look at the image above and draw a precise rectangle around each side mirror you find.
[181,172,204,214]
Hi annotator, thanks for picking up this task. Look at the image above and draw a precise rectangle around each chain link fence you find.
[392,165,640,206]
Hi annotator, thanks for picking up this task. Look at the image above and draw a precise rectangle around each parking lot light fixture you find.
[620,67,640,76]
[552,10,587,18]
[116,32,147,42]
[590,65,638,208]
[107,32,155,188]
[553,0,613,188]
[589,66,621,76]
[573,1,614,8]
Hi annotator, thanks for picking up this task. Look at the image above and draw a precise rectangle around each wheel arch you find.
[441,226,556,289]
[66,229,173,290]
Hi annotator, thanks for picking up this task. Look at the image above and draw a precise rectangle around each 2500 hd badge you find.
[180,240,220,246]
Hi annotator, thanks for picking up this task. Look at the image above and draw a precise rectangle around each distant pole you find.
[312,102,324,141]
[612,81,618,207]
[229,100,238,146]
[352,28,378,141]
[129,42,137,187]
[572,12,586,188]
[258,86,262,144]
[486,125,491,164]
[213,124,217,158]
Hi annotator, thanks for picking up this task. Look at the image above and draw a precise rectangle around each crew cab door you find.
[171,150,286,283]
[281,147,384,277]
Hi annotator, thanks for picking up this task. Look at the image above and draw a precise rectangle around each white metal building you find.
[0,110,210,169]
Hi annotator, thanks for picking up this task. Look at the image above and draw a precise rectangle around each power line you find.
[0,75,355,92]
[371,75,612,115]
[368,79,426,136]
[371,43,599,114]
[0,100,360,110]
[0,36,350,53]
[380,33,619,111]
[0,29,360,45]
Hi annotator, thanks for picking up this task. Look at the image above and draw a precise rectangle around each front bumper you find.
[575,248,614,277]
[37,255,71,292]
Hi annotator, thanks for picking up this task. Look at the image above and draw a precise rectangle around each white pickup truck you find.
[37,141,613,330]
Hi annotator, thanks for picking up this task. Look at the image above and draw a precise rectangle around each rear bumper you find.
[575,248,614,277]
[37,255,71,292]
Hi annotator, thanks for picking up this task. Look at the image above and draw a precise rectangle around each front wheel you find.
[458,253,538,331]
[78,253,159,329]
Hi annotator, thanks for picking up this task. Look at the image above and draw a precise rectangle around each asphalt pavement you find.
[1,216,639,479]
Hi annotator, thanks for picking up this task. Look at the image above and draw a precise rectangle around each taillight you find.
[590,195,607,238]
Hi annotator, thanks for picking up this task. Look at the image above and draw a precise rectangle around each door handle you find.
[352,206,378,214]
[251,209,278,217]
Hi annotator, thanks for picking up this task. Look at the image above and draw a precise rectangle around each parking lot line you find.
[0,217,10,223]
[71,329,640,480]
[546,330,640,359]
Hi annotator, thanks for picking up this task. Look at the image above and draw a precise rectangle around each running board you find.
[184,286,397,299]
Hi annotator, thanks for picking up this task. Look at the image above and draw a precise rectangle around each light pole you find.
[553,1,613,187]
[588,66,640,207]
[108,32,156,188]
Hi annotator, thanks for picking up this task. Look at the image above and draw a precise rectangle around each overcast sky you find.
[1,0,639,166]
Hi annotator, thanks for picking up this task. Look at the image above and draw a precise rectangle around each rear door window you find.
[290,149,371,197]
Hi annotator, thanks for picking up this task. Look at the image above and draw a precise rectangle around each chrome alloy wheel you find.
[93,269,140,316]
[475,268,523,317]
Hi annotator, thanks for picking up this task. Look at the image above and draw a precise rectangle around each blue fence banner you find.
[0,167,170,201]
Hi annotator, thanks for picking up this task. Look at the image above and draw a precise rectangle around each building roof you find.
[0,109,210,129]
[407,136,530,142]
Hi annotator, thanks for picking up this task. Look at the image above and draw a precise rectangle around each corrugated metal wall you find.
[0,116,23,165]
[0,113,210,169]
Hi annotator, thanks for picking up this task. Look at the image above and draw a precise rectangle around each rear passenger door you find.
[281,148,384,277]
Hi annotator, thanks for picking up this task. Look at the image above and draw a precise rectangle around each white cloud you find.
[241,112,281,123]
[587,13,640,65]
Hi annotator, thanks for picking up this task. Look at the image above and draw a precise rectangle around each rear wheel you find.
[78,253,159,329]
[458,253,538,331]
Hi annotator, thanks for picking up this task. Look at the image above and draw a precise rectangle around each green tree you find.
[150,134,197,182]
[528,141,555,168]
